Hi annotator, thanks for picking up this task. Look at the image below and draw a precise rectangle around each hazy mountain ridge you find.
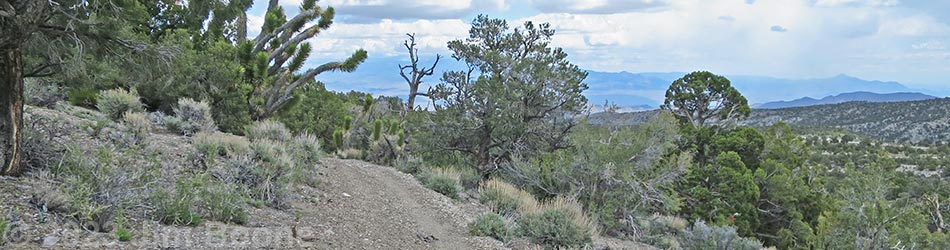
[756,91,938,109]
[318,57,936,110]
[588,98,950,144]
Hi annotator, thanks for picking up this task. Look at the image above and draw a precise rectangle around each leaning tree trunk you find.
[0,47,24,176]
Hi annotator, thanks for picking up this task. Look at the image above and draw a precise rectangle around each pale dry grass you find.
[430,167,462,183]
[529,197,599,237]
[479,177,539,215]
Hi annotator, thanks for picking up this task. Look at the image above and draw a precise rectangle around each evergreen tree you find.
[423,15,588,174]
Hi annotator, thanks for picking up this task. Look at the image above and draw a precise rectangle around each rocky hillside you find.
[587,98,950,144]
[744,98,950,143]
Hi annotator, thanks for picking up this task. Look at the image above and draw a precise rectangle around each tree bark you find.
[0,47,24,176]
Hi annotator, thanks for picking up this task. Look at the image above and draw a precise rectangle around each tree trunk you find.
[0,47,24,176]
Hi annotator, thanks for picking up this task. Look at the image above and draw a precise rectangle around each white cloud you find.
[529,0,669,14]
[323,0,507,19]
[306,19,469,58]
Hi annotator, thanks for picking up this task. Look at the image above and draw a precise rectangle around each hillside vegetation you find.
[744,98,950,144]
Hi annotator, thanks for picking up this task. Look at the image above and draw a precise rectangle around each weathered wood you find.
[0,47,24,175]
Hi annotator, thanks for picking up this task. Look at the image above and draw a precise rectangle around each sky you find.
[247,0,950,92]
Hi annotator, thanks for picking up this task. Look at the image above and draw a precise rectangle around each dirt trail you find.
[297,158,504,249]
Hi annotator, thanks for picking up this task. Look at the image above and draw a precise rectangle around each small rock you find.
[42,236,60,246]
[342,193,351,197]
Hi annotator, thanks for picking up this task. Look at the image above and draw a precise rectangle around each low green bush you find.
[96,88,144,120]
[515,198,594,249]
[425,175,460,200]
[115,227,133,242]
[469,213,509,241]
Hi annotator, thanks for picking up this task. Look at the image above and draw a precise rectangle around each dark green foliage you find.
[277,83,346,151]
[662,71,750,128]
[517,209,593,249]
[423,15,589,173]
[469,213,509,241]
[425,176,460,200]
[682,152,760,236]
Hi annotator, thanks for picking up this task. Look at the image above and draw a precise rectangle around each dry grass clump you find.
[121,112,152,146]
[479,178,539,216]
[245,120,292,142]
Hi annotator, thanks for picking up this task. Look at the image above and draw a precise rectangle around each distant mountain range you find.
[582,71,934,110]
[316,56,943,109]
[756,91,939,109]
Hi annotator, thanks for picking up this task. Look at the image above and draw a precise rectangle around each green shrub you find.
[0,213,8,246]
[516,198,594,249]
[425,174,460,200]
[170,98,217,135]
[67,85,99,107]
[115,227,133,242]
[153,178,203,226]
[469,213,510,241]
[246,120,292,142]
[679,221,762,250]
[96,88,144,120]
[395,155,425,174]
[200,182,249,225]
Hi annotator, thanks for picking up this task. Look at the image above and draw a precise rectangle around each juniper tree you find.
[424,15,588,174]
[1,0,154,175]
[241,0,367,119]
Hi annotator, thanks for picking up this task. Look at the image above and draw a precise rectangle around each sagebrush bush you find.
[395,155,425,174]
[479,178,538,216]
[516,197,594,249]
[96,88,144,120]
[235,139,297,208]
[469,213,510,242]
[290,133,322,168]
[425,174,460,200]
[246,120,292,142]
[170,98,217,135]
[679,221,762,250]
[193,133,250,158]
[121,112,152,146]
